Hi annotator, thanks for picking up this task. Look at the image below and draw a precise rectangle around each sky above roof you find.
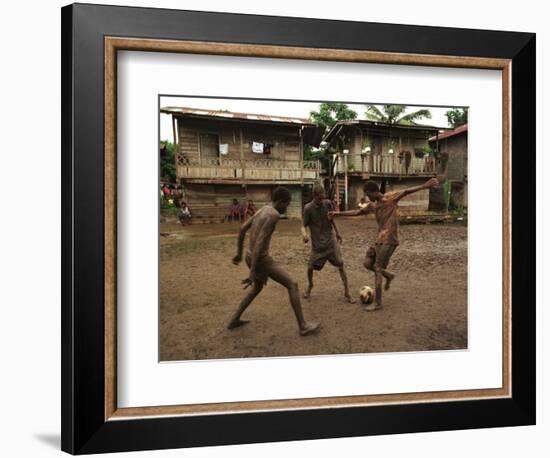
[160,96,460,142]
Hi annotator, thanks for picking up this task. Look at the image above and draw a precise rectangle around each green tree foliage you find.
[309,102,357,131]
[305,103,358,167]
[445,108,468,128]
[160,140,177,182]
[365,104,432,125]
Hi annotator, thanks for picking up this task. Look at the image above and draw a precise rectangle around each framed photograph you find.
[61,3,536,454]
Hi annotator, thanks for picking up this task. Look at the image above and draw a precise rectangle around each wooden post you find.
[239,127,245,185]
[197,131,201,164]
[371,152,375,173]
[335,175,339,209]
[172,115,177,146]
[282,140,286,182]
[344,153,348,211]
[299,128,304,185]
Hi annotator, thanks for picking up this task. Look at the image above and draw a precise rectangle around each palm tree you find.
[365,104,432,125]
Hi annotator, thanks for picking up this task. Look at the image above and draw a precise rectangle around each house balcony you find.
[176,156,321,184]
[334,152,437,177]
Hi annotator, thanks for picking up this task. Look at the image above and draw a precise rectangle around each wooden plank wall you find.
[182,183,241,222]
[348,131,432,171]
[177,117,302,164]
[182,183,303,221]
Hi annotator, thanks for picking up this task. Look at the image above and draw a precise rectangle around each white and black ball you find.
[359,286,374,305]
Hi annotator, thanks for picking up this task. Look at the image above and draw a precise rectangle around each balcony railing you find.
[175,156,321,182]
[334,153,436,176]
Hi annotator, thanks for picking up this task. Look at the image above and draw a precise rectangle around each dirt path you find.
[159,218,467,361]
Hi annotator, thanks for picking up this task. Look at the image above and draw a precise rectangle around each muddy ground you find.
[159,218,467,361]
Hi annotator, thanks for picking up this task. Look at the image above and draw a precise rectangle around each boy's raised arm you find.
[329,205,372,219]
[394,177,440,201]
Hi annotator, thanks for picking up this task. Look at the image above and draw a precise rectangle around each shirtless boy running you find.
[228,187,320,336]
[330,177,440,311]
[301,184,354,303]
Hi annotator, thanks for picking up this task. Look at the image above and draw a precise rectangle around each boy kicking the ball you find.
[330,177,440,311]
[301,184,354,303]
[228,187,320,336]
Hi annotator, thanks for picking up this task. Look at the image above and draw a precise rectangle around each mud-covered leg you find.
[375,266,383,306]
[338,265,356,303]
[227,281,263,329]
[364,266,384,312]
[363,248,376,273]
[383,269,395,290]
[303,266,314,299]
[364,249,394,291]
[379,245,397,290]
[268,264,320,336]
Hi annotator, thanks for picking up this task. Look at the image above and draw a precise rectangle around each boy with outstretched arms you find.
[330,178,440,311]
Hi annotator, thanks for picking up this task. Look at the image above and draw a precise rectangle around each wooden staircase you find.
[334,176,346,211]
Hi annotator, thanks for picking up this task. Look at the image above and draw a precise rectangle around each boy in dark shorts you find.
[330,177,440,311]
[301,184,354,303]
[228,187,320,336]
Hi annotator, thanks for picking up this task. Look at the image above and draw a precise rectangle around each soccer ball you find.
[359,286,374,305]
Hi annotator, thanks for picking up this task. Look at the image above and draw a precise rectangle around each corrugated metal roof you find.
[323,119,446,143]
[160,106,313,126]
[429,123,467,141]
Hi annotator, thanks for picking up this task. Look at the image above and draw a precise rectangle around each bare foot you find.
[227,319,250,330]
[364,303,382,312]
[303,287,312,299]
[345,294,356,304]
[300,322,321,336]
[384,274,395,291]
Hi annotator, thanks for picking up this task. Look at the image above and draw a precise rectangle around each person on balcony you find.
[330,177,440,312]
[398,150,412,174]
[301,184,355,304]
